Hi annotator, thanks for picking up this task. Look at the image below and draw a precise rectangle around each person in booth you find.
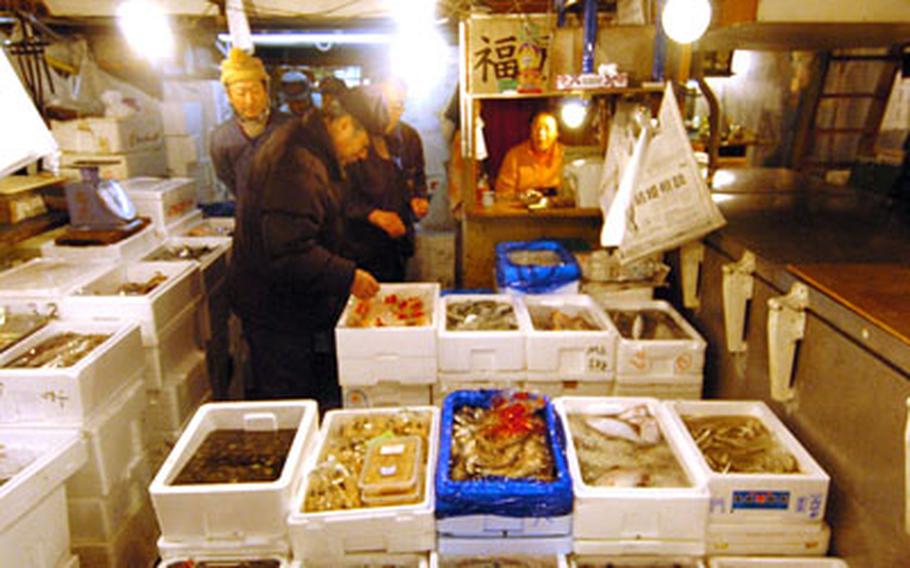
[494,110,565,201]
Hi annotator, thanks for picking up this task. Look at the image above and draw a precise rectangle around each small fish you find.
[586,417,641,444]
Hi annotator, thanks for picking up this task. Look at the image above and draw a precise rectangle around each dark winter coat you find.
[210,111,293,199]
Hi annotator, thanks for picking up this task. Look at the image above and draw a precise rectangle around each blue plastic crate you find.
[495,240,581,294]
[435,390,574,520]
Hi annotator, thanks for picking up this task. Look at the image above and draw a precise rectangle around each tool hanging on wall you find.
[2,3,58,120]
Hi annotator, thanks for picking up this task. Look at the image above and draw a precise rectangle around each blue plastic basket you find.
[435,390,574,519]
[495,240,581,294]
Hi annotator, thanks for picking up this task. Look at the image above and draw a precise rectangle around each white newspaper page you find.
[601,82,725,263]
[0,50,59,178]
[597,104,639,217]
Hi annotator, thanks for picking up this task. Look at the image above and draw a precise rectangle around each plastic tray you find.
[150,400,318,542]
[523,294,617,382]
[288,406,439,563]
[147,352,211,433]
[0,319,144,425]
[41,223,162,264]
[554,396,709,546]
[665,400,831,523]
[120,177,198,231]
[343,383,433,408]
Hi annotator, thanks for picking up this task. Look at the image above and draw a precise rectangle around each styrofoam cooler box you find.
[52,113,163,154]
[431,379,523,405]
[0,320,144,424]
[183,216,235,238]
[165,209,204,238]
[72,499,160,568]
[68,453,152,542]
[523,294,617,382]
[519,380,612,399]
[60,147,168,180]
[300,552,429,567]
[705,521,830,556]
[147,352,211,432]
[144,299,206,390]
[288,406,439,563]
[59,261,203,346]
[436,536,573,557]
[120,177,198,231]
[437,514,572,538]
[437,294,530,378]
[41,223,162,264]
[613,374,703,399]
[143,236,230,294]
[571,556,705,567]
[582,281,657,305]
[553,396,709,554]
[165,135,200,172]
[0,258,112,303]
[602,300,706,377]
[343,382,433,408]
[150,400,319,542]
[664,400,831,523]
[709,557,845,568]
[336,283,440,385]
[67,378,147,497]
[157,534,289,564]
[161,554,290,567]
[0,428,87,568]
[161,101,204,137]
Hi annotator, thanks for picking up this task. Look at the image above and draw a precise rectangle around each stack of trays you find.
[554,397,709,557]
[288,406,438,566]
[665,401,832,557]
[336,284,440,408]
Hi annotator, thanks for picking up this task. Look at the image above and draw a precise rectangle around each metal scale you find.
[57,161,146,245]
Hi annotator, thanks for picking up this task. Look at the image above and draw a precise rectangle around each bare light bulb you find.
[560,99,587,129]
[117,0,174,61]
[661,0,712,45]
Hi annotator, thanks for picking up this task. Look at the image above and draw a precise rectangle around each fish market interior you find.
[0,0,908,566]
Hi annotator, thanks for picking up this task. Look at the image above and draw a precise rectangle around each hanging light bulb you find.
[117,0,175,61]
[560,98,588,129]
[661,0,712,45]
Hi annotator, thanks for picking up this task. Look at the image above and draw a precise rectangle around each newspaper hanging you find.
[600,82,725,263]
[0,49,59,178]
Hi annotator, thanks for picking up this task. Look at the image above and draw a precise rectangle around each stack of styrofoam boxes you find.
[602,300,706,399]
[522,294,618,399]
[0,429,87,568]
[161,102,205,182]
[0,315,153,567]
[288,406,438,566]
[143,236,233,399]
[52,111,167,181]
[120,177,201,239]
[59,261,209,472]
[150,401,318,564]
[708,558,847,568]
[434,294,530,403]
[41,221,162,265]
[554,397,709,559]
[665,401,832,557]
[336,284,440,407]
[434,390,573,556]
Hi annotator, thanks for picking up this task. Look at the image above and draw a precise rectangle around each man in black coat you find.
[230,89,383,408]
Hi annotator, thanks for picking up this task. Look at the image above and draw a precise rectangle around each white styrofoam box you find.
[602,300,706,377]
[120,176,198,231]
[165,209,204,239]
[52,113,163,154]
[571,555,705,568]
[67,378,147,498]
[288,406,439,563]
[336,283,440,386]
[554,397,710,547]
[0,428,86,568]
[41,223,162,264]
[182,216,235,238]
[144,236,230,294]
[582,281,656,305]
[68,453,151,542]
[0,320,144,425]
[431,378,522,405]
[60,147,168,181]
[147,352,211,432]
[157,534,289,563]
[166,135,201,176]
[436,536,573,557]
[343,383,432,408]
[161,101,205,137]
[519,380,612,399]
[709,558,847,568]
[523,294,618,382]
[161,555,289,567]
[0,258,112,302]
[60,261,204,346]
[705,521,830,556]
[300,552,429,568]
[437,294,530,376]
[72,499,160,568]
[665,400,831,523]
[573,538,705,557]
[437,514,572,538]
[150,400,319,542]
[613,374,703,400]
[144,299,205,390]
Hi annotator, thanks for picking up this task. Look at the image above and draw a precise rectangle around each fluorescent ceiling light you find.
[217,31,393,47]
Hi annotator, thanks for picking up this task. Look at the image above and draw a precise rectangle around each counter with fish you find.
[336,283,441,391]
[288,406,439,565]
[437,295,531,380]
[150,400,318,544]
[603,300,706,399]
[523,294,618,383]
[554,397,709,556]
[435,390,573,548]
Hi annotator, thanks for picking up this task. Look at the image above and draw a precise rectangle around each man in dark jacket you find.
[230,89,382,407]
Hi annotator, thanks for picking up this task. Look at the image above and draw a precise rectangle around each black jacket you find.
[229,112,356,332]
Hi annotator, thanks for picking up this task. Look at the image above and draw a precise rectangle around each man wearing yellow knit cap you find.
[210,48,293,201]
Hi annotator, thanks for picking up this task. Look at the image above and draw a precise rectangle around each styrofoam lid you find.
[0,259,105,296]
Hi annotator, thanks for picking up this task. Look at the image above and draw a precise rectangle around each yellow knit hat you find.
[220,48,268,86]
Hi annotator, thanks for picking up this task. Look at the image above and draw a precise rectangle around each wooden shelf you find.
[0,211,68,247]
[468,85,664,100]
[466,202,601,219]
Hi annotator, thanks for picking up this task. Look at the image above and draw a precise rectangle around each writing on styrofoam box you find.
[52,113,163,154]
